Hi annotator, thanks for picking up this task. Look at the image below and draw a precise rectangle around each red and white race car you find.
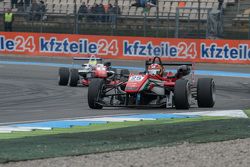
[58,55,116,87]
[87,56,215,109]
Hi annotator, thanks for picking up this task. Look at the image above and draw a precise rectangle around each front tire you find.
[174,79,191,109]
[88,78,104,109]
[58,67,69,86]
[197,78,215,108]
[69,69,79,87]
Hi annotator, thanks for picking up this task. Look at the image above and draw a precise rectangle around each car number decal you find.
[129,75,144,82]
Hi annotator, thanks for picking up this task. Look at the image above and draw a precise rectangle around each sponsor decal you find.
[0,32,250,64]
[124,41,196,59]
[0,35,35,52]
[39,37,118,55]
[201,43,250,60]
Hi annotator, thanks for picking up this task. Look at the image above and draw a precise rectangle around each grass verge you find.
[0,116,226,140]
[0,117,250,163]
[244,109,250,117]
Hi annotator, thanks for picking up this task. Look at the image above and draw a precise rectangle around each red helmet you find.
[148,64,164,76]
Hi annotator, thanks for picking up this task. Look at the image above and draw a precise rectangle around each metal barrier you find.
[221,0,250,39]
[1,1,250,39]
[175,7,211,39]
[0,11,179,37]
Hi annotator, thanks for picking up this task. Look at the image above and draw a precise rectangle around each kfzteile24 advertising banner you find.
[0,32,250,64]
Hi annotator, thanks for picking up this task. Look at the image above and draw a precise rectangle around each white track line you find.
[0,112,143,126]
[0,110,248,128]
[174,110,248,118]
[74,117,156,122]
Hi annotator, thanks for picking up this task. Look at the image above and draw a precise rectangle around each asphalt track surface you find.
[0,55,250,125]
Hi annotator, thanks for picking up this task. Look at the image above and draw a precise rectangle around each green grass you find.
[0,117,250,163]
[244,109,250,117]
[0,116,226,140]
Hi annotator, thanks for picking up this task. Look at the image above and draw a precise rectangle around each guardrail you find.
[0,10,207,38]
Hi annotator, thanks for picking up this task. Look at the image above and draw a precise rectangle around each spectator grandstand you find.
[233,1,250,22]
[0,0,250,39]
[0,0,233,19]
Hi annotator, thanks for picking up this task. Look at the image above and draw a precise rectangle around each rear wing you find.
[73,57,102,61]
[145,60,193,71]
[145,57,195,83]
[146,61,192,67]
[145,57,194,74]
[73,56,103,66]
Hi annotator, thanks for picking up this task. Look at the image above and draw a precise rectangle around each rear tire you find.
[58,67,69,86]
[174,79,191,109]
[69,69,79,87]
[197,78,215,108]
[88,78,104,109]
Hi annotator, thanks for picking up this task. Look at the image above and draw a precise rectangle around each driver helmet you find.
[88,59,97,66]
[148,64,164,76]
